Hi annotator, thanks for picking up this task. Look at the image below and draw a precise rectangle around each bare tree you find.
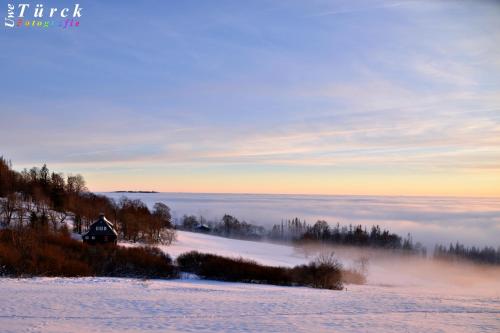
[47,210,62,231]
[32,188,50,215]
[354,256,370,276]
[314,251,342,269]
[181,215,198,230]
[40,164,49,184]
[1,193,18,226]
[67,174,87,194]
[24,195,35,214]
[160,228,177,245]
[153,202,172,228]
[15,196,28,227]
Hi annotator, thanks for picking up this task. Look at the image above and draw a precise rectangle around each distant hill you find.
[113,191,159,194]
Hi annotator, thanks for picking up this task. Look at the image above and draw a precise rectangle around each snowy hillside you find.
[133,231,500,293]
[1,231,499,332]
[1,277,499,333]
[157,230,309,267]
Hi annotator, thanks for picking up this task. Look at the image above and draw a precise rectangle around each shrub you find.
[177,251,292,285]
[0,227,178,278]
[291,251,343,289]
[342,256,368,284]
[291,263,342,290]
[90,245,177,278]
[177,251,344,290]
[341,268,367,285]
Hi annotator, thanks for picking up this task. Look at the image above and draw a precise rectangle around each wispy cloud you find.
[1,0,499,195]
[307,0,408,17]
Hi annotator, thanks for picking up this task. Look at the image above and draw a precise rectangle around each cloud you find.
[307,0,408,17]
[1,0,499,196]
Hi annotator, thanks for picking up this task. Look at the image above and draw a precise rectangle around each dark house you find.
[82,214,118,245]
[195,224,211,233]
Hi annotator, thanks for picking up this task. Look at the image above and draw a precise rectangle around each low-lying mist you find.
[292,242,500,296]
[102,192,500,249]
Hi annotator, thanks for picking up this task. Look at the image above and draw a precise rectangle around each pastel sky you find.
[1,0,499,196]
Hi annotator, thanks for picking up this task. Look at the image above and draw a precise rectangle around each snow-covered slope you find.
[0,277,498,333]
[139,231,500,294]
[159,230,309,267]
[1,231,499,332]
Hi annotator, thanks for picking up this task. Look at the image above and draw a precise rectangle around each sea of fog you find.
[102,193,500,249]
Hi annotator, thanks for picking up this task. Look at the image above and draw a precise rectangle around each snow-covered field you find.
[1,277,498,333]
[160,230,308,267]
[143,231,500,291]
[1,231,499,332]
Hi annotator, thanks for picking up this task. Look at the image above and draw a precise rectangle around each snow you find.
[160,230,309,267]
[0,277,498,333]
[136,231,500,293]
[1,231,499,332]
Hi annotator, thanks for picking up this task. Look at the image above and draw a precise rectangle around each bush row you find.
[177,251,345,290]
[0,227,177,278]
[0,228,365,290]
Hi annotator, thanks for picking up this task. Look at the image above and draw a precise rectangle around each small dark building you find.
[82,214,118,245]
[195,224,211,233]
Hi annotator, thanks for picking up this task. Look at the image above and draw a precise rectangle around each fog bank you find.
[102,192,500,248]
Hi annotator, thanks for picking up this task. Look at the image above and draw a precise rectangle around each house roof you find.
[83,214,118,237]
[196,224,211,230]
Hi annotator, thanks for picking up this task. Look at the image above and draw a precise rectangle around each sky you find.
[1,0,500,196]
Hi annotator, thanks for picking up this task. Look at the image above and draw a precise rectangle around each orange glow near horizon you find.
[84,169,500,197]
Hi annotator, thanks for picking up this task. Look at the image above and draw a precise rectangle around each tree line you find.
[0,157,175,244]
[181,215,500,265]
[434,242,500,265]
[269,218,426,255]
[179,213,266,240]
[179,214,426,254]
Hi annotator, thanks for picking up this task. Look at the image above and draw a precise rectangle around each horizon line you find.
[95,190,500,200]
